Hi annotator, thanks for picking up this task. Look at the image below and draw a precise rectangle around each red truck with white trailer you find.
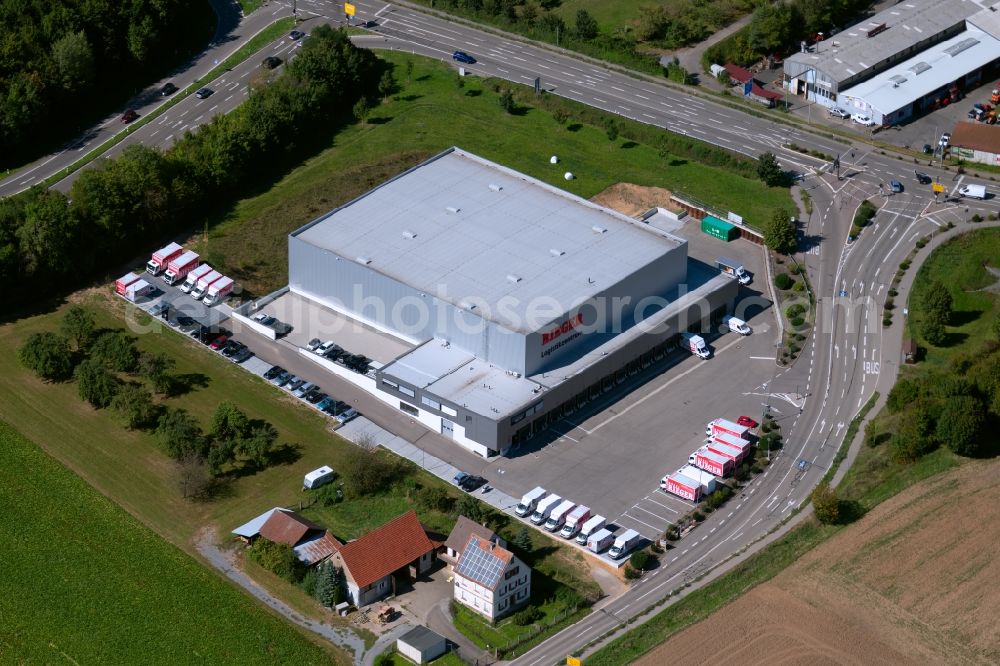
[693,449,733,477]
[191,270,221,300]
[163,250,200,286]
[662,471,703,502]
[146,242,183,276]
[180,263,212,293]
[706,418,750,440]
[202,276,234,306]
[115,272,141,295]
[705,441,745,463]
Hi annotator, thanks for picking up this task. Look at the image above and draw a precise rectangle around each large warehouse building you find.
[784,0,1000,125]
[288,148,739,456]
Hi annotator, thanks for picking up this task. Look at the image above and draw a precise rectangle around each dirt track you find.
[636,459,1000,666]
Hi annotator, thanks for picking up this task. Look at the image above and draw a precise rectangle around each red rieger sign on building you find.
[542,313,584,346]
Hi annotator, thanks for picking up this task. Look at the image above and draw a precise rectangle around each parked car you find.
[315,396,335,411]
[289,30,305,40]
[221,340,245,357]
[335,407,358,424]
[285,377,305,392]
[851,113,875,126]
[176,315,198,333]
[828,107,849,119]
[914,170,932,184]
[231,347,254,363]
[195,87,213,99]
[261,56,282,69]
[120,109,138,123]
[460,475,488,491]
[196,326,222,344]
[453,471,469,486]
[270,370,292,387]
[150,302,170,319]
[263,365,286,380]
[273,321,293,337]
[306,391,327,404]
[736,415,759,428]
[254,312,277,326]
[939,132,951,147]
[160,82,178,96]
[293,382,316,398]
[452,50,475,64]
[209,335,229,350]
[316,340,338,355]
[889,180,903,193]
[307,338,323,351]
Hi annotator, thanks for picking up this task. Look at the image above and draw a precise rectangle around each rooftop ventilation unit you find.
[549,248,565,257]
[889,74,907,86]
[445,206,460,214]
[506,274,522,284]
[356,256,372,265]
[909,62,931,75]
[488,183,502,192]
[591,225,607,234]
[865,22,887,39]
[459,301,477,311]
[944,38,978,57]
[402,230,417,239]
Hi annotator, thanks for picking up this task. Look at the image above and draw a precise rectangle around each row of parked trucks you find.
[514,487,642,560]
[660,418,756,502]
[136,242,234,306]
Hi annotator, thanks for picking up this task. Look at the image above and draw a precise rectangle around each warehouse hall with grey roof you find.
[286,148,740,456]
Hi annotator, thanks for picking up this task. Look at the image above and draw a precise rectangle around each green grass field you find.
[906,228,1000,366]
[200,52,792,297]
[0,421,339,664]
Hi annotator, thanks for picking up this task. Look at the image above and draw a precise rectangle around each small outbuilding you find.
[396,625,447,664]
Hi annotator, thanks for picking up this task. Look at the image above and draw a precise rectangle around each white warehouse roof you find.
[840,27,1000,117]
[785,0,979,85]
[292,148,686,335]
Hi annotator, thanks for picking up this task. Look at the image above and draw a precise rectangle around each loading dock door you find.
[441,419,455,439]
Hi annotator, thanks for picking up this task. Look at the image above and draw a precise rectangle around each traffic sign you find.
[345,2,356,16]
[567,658,582,666]
[932,182,945,193]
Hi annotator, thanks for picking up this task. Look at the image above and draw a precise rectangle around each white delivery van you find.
[575,515,607,545]
[544,500,577,532]
[530,494,562,525]
[587,528,615,554]
[515,487,547,517]
[724,315,751,335]
[959,183,986,199]
[608,529,642,560]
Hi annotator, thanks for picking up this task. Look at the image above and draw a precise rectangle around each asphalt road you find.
[5,2,998,663]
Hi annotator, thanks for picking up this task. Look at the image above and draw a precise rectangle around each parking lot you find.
[133,270,231,330]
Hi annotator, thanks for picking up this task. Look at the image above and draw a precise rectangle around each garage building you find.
[783,0,1000,122]
[288,148,738,456]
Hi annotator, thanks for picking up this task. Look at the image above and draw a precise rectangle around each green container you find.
[701,216,737,242]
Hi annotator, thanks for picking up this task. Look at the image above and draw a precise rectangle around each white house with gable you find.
[453,535,531,622]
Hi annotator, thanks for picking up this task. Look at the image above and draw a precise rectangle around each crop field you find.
[201,52,792,297]
[634,457,1000,665]
[0,421,339,664]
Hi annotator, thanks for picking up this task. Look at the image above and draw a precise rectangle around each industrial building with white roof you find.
[784,0,1000,125]
[288,148,738,456]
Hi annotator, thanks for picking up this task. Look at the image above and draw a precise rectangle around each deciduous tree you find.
[90,330,140,373]
[18,332,74,381]
[756,151,785,187]
[156,408,207,460]
[574,9,599,39]
[61,305,96,351]
[936,395,984,456]
[811,481,840,524]
[111,382,158,429]
[763,208,798,255]
[74,358,122,408]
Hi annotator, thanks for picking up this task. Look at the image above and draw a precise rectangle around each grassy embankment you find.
[198,52,793,296]
[0,421,340,664]
[582,228,1000,665]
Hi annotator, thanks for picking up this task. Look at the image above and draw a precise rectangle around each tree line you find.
[703,0,881,69]
[0,26,382,311]
[18,304,294,497]
[0,0,213,168]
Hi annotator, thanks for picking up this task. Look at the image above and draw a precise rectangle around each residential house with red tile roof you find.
[453,535,530,622]
[327,510,438,607]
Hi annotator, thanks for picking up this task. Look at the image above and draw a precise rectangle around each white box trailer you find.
[662,471,703,502]
[303,465,336,489]
[679,464,719,495]
[544,500,577,532]
[575,515,607,545]
[124,279,154,303]
[115,272,141,295]
[515,486,547,517]
[530,494,562,525]
[706,440,744,463]
[587,528,615,554]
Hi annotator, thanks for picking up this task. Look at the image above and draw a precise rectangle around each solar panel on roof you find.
[456,540,505,588]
